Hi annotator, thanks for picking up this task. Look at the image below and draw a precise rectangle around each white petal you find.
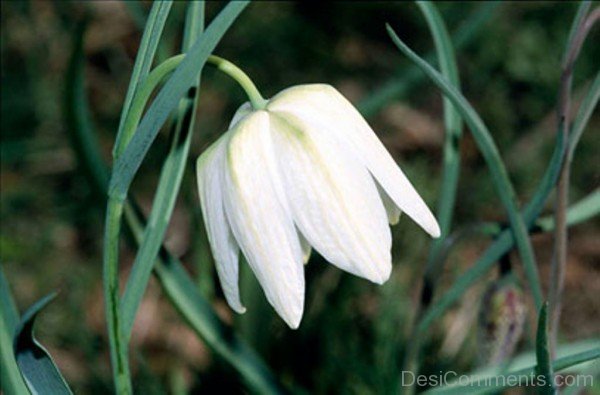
[269,112,392,284]
[269,84,440,238]
[223,111,305,329]
[377,183,402,225]
[298,231,312,265]
[229,102,253,129]
[196,134,245,313]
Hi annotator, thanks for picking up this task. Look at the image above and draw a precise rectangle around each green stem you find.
[105,54,186,395]
[403,3,462,393]
[120,0,205,337]
[113,54,265,163]
[549,5,599,354]
[115,54,186,158]
[535,303,555,394]
[102,198,131,395]
[105,51,266,392]
[113,1,173,158]
[206,55,267,110]
[114,53,265,160]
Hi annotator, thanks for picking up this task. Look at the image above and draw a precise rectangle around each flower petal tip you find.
[226,299,247,314]
[373,271,392,285]
[367,262,392,285]
[232,305,247,314]
[429,221,441,239]
[286,316,302,330]
[279,301,304,329]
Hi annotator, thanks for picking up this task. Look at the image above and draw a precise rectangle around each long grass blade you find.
[417,65,599,334]
[0,267,19,333]
[416,1,462,269]
[561,2,592,67]
[386,24,543,309]
[422,346,600,394]
[358,2,499,117]
[103,5,175,391]
[13,293,73,395]
[65,9,284,393]
[120,1,205,339]
[113,1,173,157]
[569,70,600,159]
[109,1,249,202]
[536,189,600,231]
[402,3,463,390]
[103,3,249,392]
[0,267,29,395]
[535,303,556,394]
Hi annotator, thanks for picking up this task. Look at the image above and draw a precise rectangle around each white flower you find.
[196,84,440,329]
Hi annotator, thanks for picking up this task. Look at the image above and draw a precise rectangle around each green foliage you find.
[0,268,28,395]
[13,293,73,395]
[1,1,598,394]
[386,22,543,309]
[535,303,555,395]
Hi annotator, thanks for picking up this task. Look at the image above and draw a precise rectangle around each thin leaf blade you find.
[13,293,73,395]
[1,267,29,395]
[109,1,249,201]
[386,23,543,310]
[114,1,173,157]
[536,303,556,394]
[120,1,206,338]
[416,28,599,334]
[358,2,499,117]
[423,345,599,394]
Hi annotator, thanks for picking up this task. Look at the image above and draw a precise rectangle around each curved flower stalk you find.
[197,84,440,328]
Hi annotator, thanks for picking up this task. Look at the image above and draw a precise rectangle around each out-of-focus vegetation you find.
[1,1,598,394]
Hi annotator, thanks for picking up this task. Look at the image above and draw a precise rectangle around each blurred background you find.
[1,1,598,393]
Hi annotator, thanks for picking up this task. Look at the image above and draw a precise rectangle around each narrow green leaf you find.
[13,293,73,395]
[358,2,499,117]
[386,24,543,309]
[535,303,555,394]
[109,1,249,201]
[65,20,109,197]
[114,1,173,157]
[0,266,19,333]
[423,345,600,394]
[417,51,599,333]
[569,71,600,159]
[117,54,186,160]
[561,1,592,66]
[120,1,205,339]
[0,267,29,395]
[402,3,464,385]
[536,188,600,231]
[182,1,204,51]
[65,4,284,392]
[416,1,462,266]
[104,4,248,391]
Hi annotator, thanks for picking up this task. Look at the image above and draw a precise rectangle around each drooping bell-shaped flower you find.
[196,84,440,328]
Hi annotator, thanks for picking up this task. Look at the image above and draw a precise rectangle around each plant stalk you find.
[549,5,599,355]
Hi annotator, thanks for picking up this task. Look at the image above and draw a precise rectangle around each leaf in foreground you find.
[13,293,72,395]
